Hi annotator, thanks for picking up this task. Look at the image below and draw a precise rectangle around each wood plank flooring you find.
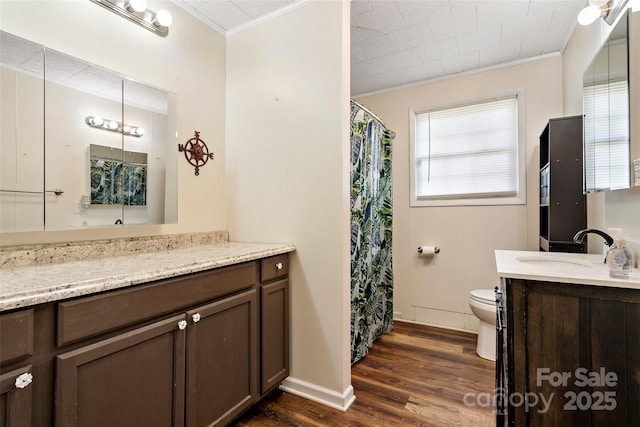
[232,321,496,426]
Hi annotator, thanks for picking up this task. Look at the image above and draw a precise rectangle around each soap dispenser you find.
[605,228,635,279]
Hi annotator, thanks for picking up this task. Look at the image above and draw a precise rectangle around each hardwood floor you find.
[233,321,496,426]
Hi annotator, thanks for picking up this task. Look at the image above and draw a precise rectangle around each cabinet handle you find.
[192,313,201,323]
[276,262,283,270]
[15,372,33,389]
[178,320,187,330]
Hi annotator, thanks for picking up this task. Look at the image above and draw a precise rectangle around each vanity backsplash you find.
[0,231,229,268]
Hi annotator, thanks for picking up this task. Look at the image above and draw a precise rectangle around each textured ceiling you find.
[174,0,587,96]
[175,0,588,96]
[350,0,586,95]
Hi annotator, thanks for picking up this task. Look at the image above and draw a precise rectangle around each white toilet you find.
[468,289,497,361]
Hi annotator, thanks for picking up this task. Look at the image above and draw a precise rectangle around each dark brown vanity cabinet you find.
[539,116,586,252]
[0,254,290,427]
[0,309,34,427]
[55,263,261,427]
[259,254,290,394]
[501,279,640,426]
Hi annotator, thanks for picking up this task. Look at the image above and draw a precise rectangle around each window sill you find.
[410,194,526,207]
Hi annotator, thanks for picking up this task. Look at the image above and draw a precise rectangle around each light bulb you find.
[578,5,602,25]
[127,0,147,13]
[90,116,104,126]
[154,9,173,27]
[135,127,145,136]
[107,120,119,130]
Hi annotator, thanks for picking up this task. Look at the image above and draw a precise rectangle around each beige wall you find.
[0,0,226,245]
[356,55,564,330]
[226,0,353,408]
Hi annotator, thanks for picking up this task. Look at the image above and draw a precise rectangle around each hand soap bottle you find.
[606,229,635,279]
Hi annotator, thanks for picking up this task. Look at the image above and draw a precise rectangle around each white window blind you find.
[583,79,629,191]
[414,97,519,200]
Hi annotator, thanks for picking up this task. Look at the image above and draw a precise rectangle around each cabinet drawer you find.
[57,262,256,346]
[260,254,289,282]
[0,309,34,364]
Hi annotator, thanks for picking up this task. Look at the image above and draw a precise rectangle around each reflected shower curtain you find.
[350,104,393,364]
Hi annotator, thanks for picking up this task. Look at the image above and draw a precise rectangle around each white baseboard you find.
[394,317,478,335]
[279,377,356,412]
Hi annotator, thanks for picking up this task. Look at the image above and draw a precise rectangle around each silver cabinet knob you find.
[276,262,283,270]
[15,372,33,389]
[192,313,201,323]
[178,320,187,330]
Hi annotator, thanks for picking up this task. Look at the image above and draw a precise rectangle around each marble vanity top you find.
[495,250,640,289]
[0,241,295,312]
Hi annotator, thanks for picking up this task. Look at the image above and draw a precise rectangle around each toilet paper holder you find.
[417,246,440,254]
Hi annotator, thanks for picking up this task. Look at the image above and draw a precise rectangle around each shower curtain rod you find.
[350,99,387,129]
[351,100,396,139]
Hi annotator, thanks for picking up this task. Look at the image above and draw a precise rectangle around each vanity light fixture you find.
[127,0,147,13]
[578,0,629,25]
[85,116,145,138]
[89,0,173,37]
[578,1,609,25]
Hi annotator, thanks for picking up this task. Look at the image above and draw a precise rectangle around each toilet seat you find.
[470,289,496,305]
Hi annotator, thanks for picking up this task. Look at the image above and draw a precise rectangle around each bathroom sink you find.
[515,255,593,268]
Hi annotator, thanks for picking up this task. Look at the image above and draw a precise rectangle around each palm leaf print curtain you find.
[350,102,394,364]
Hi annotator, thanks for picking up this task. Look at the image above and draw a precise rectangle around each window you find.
[583,79,630,191]
[410,94,524,206]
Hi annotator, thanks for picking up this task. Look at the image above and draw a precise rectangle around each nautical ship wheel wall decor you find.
[178,131,214,176]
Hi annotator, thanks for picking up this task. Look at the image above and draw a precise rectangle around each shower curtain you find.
[350,102,394,365]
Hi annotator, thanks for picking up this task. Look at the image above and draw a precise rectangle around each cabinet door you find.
[186,289,258,427]
[508,280,640,426]
[261,279,289,393]
[55,315,186,427]
[0,365,33,427]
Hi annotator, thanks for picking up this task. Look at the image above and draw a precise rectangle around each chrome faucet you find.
[573,229,614,262]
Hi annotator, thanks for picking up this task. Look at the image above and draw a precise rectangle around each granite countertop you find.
[0,241,295,312]
[495,250,640,289]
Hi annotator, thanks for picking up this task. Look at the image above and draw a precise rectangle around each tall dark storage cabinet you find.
[539,115,586,252]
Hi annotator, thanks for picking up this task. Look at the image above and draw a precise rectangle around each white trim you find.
[226,0,312,36]
[169,0,227,34]
[394,318,478,335]
[279,377,356,412]
[170,0,311,36]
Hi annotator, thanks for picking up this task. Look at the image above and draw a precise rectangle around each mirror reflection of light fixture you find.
[86,116,145,137]
[578,0,630,25]
[89,0,172,37]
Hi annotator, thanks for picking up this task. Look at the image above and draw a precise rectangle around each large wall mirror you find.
[582,10,631,193]
[0,31,177,232]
